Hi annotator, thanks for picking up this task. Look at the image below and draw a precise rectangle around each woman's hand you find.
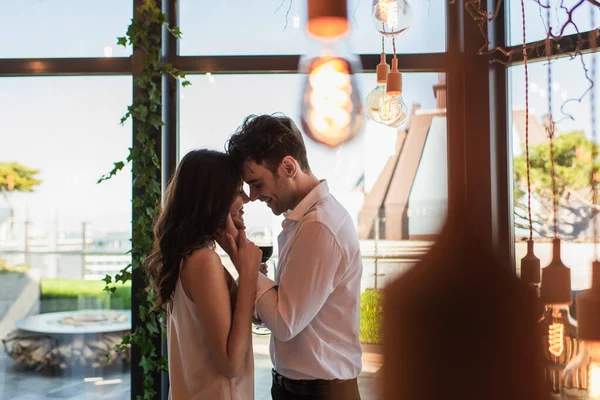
[231,213,245,230]
[216,213,240,257]
[224,229,262,277]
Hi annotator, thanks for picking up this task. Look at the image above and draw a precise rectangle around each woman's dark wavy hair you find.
[144,149,241,311]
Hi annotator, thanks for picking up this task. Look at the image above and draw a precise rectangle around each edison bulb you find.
[379,93,408,127]
[372,0,413,37]
[562,341,600,399]
[561,260,600,398]
[366,85,387,123]
[539,304,578,392]
[299,43,363,149]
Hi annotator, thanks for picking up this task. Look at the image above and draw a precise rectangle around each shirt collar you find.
[283,180,329,223]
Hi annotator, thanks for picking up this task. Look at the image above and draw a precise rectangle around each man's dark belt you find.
[272,369,356,396]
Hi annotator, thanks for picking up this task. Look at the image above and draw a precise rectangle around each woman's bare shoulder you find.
[180,248,225,300]
[185,247,221,267]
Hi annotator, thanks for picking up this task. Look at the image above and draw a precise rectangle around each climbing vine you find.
[98,1,189,398]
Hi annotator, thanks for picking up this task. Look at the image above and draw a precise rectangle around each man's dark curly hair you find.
[226,114,311,173]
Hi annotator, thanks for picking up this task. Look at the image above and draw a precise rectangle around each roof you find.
[358,108,446,239]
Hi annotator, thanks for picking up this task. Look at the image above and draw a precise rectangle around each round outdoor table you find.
[4,310,132,370]
[15,309,131,334]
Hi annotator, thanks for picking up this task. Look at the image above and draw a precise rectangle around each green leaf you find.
[147,318,160,335]
[122,334,132,345]
[117,36,128,47]
[102,274,113,285]
[182,80,191,87]
[149,114,164,130]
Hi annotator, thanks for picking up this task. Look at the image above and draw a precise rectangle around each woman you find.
[144,149,262,400]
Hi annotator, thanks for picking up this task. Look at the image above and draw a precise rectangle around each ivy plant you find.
[98,1,189,398]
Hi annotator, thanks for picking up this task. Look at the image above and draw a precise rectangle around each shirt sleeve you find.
[254,221,345,342]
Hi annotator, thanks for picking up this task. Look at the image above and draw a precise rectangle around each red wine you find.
[259,246,273,263]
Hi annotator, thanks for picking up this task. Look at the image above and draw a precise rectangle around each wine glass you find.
[247,225,273,271]
[247,224,274,335]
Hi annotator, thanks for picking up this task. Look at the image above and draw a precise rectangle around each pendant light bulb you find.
[372,0,413,37]
[562,261,600,399]
[539,238,577,393]
[366,53,390,124]
[300,0,364,148]
[379,58,408,127]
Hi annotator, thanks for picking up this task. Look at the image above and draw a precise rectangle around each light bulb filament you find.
[308,58,353,138]
[376,1,399,30]
[549,322,565,357]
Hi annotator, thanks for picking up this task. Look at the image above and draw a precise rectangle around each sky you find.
[0,0,599,244]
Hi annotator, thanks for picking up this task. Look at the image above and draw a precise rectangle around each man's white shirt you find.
[254,180,363,380]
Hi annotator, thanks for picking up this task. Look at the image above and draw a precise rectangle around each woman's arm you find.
[181,238,260,377]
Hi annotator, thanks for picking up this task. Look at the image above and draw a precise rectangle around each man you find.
[227,114,363,400]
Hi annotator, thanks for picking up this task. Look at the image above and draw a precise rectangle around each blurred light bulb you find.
[206,72,215,83]
[540,238,577,393]
[366,53,390,124]
[378,58,408,127]
[562,261,600,399]
[301,0,363,148]
[103,46,113,57]
[540,305,578,392]
[300,54,363,148]
[372,0,413,37]
[293,15,300,28]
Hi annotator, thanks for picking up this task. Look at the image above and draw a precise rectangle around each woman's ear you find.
[280,156,298,178]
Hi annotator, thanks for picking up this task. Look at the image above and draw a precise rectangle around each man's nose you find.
[241,190,250,204]
[249,187,260,201]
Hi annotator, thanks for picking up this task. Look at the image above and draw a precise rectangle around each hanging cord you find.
[591,8,599,259]
[546,4,559,238]
[521,0,533,241]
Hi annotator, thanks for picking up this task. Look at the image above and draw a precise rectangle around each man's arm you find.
[255,221,345,342]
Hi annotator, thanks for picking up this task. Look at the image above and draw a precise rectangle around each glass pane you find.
[510,53,600,291]
[2,0,132,58]
[507,0,598,47]
[180,72,447,399]
[179,0,446,55]
[0,77,132,398]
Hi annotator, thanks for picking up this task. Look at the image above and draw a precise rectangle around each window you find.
[179,71,447,290]
[179,0,446,55]
[1,0,132,58]
[510,53,599,291]
[506,0,598,47]
[0,76,132,398]
[2,1,450,398]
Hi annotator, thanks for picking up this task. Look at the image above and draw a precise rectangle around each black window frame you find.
[3,0,593,398]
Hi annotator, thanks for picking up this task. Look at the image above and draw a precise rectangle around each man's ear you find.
[280,156,298,178]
